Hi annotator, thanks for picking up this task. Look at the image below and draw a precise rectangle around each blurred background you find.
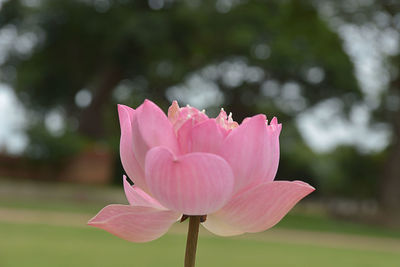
[0,0,399,266]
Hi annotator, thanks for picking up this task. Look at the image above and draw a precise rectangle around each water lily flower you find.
[88,99,314,242]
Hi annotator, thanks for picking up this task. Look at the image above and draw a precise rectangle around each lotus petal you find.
[177,119,225,154]
[123,175,165,209]
[145,147,234,215]
[203,181,314,236]
[88,204,180,243]
[132,100,179,167]
[219,114,280,192]
[118,105,148,192]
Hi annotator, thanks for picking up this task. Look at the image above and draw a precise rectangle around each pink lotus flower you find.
[88,99,314,242]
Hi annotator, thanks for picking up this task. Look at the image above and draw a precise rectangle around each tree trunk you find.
[78,67,122,139]
[380,109,400,217]
[379,71,400,219]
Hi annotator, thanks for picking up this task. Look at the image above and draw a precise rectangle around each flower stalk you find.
[184,216,201,267]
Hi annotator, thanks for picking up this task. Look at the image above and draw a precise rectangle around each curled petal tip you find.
[293,180,316,191]
[169,102,208,132]
[142,99,159,110]
[216,109,239,130]
[256,114,267,121]
[217,108,227,119]
[169,100,179,110]
[141,99,164,111]
[267,117,282,134]
[117,104,132,123]
[168,100,180,123]
[117,103,126,109]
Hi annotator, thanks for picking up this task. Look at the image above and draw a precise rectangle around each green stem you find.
[184,216,201,267]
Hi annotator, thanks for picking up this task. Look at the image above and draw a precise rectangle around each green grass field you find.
[1,221,399,267]
[0,179,399,266]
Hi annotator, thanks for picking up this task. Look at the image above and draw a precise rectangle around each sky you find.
[295,2,398,153]
[0,1,396,155]
[0,84,28,154]
[296,19,397,153]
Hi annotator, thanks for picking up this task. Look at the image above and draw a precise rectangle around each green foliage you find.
[25,123,88,162]
[0,0,372,198]
[312,146,384,198]
[1,0,359,112]
[277,123,317,186]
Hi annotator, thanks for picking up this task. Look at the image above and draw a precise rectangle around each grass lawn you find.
[1,178,399,266]
[0,222,399,267]
[2,195,400,239]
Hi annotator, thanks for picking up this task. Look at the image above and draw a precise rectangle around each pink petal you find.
[88,204,180,243]
[167,101,209,133]
[202,214,245,236]
[216,108,239,130]
[118,105,147,192]
[177,119,226,154]
[218,114,280,193]
[167,100,180,125]
[263,117,281,182]
[123,175,166,209]
[132,100,179,168]
[145,147,235,215]
[203,181,314,236]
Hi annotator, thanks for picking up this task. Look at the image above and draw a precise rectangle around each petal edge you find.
[88,204,180,243]
[123,175,166,209]
[204,181,314,235]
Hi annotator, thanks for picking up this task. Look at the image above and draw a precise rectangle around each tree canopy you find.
[4,0,399,213]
